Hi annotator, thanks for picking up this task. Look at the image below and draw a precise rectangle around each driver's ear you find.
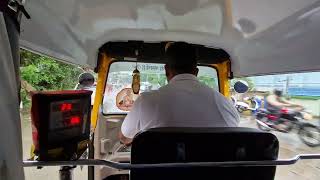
[165,64,170,77]
[165,64,174,81]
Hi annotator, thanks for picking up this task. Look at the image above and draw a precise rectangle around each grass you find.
[290,96,320,100]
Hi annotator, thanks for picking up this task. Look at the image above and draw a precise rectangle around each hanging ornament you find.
[132,62,140,94]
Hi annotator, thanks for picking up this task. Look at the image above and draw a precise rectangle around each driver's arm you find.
[119,131,133,146]
[120,97,142,145]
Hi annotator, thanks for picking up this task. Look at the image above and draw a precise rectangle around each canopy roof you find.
[20,0,320,76]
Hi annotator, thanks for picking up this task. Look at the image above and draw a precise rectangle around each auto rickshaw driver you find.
[119,42,240,145]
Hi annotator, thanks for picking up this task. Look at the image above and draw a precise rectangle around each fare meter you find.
[31,90,92,161]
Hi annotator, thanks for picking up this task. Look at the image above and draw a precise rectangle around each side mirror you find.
[233,80,249,93]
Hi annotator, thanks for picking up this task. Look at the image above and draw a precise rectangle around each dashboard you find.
[99,115,131,179]
[117,144,131,153]
[101,118,131,162]
[100,142,131,179]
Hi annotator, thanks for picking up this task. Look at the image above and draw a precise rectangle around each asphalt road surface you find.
[22,116,320,180]
[240,117,320,180]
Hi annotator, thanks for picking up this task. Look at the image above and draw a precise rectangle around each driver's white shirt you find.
[121,74,239,138]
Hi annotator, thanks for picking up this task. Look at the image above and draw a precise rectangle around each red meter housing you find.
[31,90,92,161]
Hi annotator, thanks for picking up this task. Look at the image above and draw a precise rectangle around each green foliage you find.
[140,74,167,86]
[20,49,83,107]
[290,95,320,100]
[20,49,82,90]
[147,74,159,85]
[140,74,147,82]
[140,74,218,89]
[198,76,217,89]
[20,50,41,66]
[140,74,217,88]
[20,89,31,108]
[158,75,167,86]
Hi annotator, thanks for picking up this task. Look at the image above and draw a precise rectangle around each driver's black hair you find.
[165,42,197,74]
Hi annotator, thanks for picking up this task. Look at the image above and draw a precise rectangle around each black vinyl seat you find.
[130,127,279,180]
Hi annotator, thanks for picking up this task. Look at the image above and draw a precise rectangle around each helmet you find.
[78,73,94,86]
[273,89,283,97]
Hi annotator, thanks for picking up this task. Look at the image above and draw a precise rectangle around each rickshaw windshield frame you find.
[101,60,220,116]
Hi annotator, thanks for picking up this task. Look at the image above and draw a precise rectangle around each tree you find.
[20,49,83,90]
[198,75,217,89]
[20,49,84,107]
[158,75,167,86]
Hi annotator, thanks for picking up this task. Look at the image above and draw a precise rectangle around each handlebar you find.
[23,154,320,169]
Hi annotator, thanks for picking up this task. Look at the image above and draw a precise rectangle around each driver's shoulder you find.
[138,90,160,101]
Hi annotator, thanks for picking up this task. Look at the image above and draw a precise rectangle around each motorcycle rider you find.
[76,72,95,90]
[76,72,96,106]
[266,89,303,112]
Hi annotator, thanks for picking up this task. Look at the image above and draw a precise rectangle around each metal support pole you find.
[23,154,320,169]
[285,75,290,97]
[59,166,75,180]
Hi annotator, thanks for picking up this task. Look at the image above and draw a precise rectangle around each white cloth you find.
[75,83,96,105]
[121,74,240,138]
[0,13,24,180]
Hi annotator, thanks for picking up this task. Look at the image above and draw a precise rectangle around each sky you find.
[250,72,320,86]
[249,71,320,96]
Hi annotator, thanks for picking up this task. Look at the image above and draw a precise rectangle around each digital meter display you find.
[48,99,90,144]
[31,90,92,161]
[49,100,83,130]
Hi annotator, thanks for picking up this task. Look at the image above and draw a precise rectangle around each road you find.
[240,117,320,180]
[22,115,320,180]
[22,114,88,180]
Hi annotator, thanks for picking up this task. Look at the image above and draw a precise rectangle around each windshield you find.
[102,62,218,114]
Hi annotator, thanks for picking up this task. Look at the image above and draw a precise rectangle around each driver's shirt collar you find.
[169,74,198,84]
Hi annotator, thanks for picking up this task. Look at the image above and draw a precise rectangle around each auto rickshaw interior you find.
[93,41,230,151]
[2,0,320,179]
[94,41,232,114]
[78,41,278,180]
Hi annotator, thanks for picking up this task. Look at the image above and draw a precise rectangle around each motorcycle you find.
[255,108,320,147]
[231,96,261,113]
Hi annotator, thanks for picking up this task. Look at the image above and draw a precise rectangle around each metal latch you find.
[100,138,111,154]
[8,0,30,19]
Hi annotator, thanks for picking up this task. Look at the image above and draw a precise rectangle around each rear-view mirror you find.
[233,80,249,93]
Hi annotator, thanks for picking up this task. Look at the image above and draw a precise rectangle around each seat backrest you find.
[131,127,279,180]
